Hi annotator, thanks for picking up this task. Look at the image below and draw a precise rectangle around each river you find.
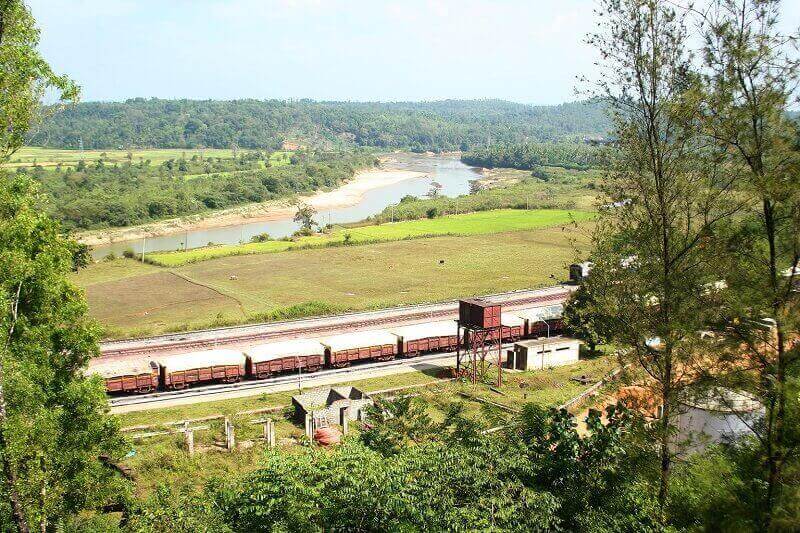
[90,153,480,259]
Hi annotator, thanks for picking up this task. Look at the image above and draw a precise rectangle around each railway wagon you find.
[390,320,459,357]
[321,330,398,368]
[158,349,246,390]
[516,304,565,338]
[245,339,325,378]
[88,358,159,394]
[500,313,525,342]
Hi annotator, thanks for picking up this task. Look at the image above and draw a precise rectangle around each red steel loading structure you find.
[456,299,504,386]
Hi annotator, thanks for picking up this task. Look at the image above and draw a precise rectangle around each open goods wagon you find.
[321,330,398,368]
[245,339,325,378]
[390,320,460,357]
[158,349,246,390]
[516,305,564,337]
[88,358,159,394]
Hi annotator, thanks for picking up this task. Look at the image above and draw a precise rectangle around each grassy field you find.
[145,208,594,267]
[118,355,614,496]
[5,147,252,168]
[73,219,591,338]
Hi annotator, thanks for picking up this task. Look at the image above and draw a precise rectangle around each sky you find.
[28,0,800,105]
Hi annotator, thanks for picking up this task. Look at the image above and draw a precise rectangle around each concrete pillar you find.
[183,422,194,456]
[342,415,349,435]
[305,413,313,440]
[264,418,276,447]
[225,417,235,451]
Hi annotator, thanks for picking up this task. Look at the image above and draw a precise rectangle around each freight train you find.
[89,304,564,394]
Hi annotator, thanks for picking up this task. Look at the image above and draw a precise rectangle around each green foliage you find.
[0,1,77,161]
[562,283,610,352]
[34,99,611,152]
[20,150,376,231]
[462,141,605,171]
[0,174,129,530]
[292,202,317,232]
[128,402,661,531]
[360,396,437,455]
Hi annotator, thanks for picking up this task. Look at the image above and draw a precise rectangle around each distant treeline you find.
[19,150,377,230]
[32,98,611,152]
[461,142,606,171]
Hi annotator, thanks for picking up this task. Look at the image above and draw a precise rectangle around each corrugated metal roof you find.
[501,313,525,327]
[245,339,325,363]
[389,320,457,341]
[87,358,156,379]
[158,349,245,372]
[321,330,398,352]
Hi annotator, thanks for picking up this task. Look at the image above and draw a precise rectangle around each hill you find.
[32,98,611,152]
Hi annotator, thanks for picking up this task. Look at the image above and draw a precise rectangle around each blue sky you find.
[28,0,800,105]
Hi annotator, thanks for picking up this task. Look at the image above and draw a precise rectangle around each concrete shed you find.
[508,337,581,371]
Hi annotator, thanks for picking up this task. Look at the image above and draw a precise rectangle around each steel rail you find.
[100,286,573,358]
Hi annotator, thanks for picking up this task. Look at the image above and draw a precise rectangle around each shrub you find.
[122,249,136,259]
[426,207,441,219]
[250,232,271,243]
[103,252,116,262]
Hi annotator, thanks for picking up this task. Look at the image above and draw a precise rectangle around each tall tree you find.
[698,0,800,526]
[585,0,740,518]
[0,2,127,531]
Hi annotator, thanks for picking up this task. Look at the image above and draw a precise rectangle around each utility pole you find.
[141,236,146,262]
[391,204,395,223]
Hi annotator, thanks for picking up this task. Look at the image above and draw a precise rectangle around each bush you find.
[122,249,136,259]
[426,207,441,219]
[103,252,116,262]
[250,232,271,243]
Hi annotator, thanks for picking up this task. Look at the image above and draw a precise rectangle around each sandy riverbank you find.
[77,166,427,247]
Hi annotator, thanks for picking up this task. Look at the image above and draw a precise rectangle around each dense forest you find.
[31,98,611,152]
[461,141,606,170]
[18,150,376,230]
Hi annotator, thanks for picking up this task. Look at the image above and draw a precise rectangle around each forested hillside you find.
[33,98,611,152]
[461,142,605,170]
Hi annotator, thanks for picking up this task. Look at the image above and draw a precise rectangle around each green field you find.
[74,218,591,338]
[146,208,594,267]
[5,146,295,171]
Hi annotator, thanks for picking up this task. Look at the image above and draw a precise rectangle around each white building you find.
[508,337,582,371]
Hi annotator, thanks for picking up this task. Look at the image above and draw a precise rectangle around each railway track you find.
[101,286,574,358]
[109,349,461,409]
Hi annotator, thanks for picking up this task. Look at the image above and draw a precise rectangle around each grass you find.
[117,355,614,497]
[5,147,248,168]
[117,368,445,428]
[145,208,595,267]
[74,220,591,338]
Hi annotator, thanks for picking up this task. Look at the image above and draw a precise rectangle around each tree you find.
[0,2,128,530]
[585,0,740,518]
[293,202,317,233]
[0,1,77,160]
[562,283,609,354]
[696,0,800,526]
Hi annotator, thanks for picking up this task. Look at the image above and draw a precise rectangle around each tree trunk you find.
[657,371,672,521]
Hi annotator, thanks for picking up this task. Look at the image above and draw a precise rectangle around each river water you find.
[90,153,480,259]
